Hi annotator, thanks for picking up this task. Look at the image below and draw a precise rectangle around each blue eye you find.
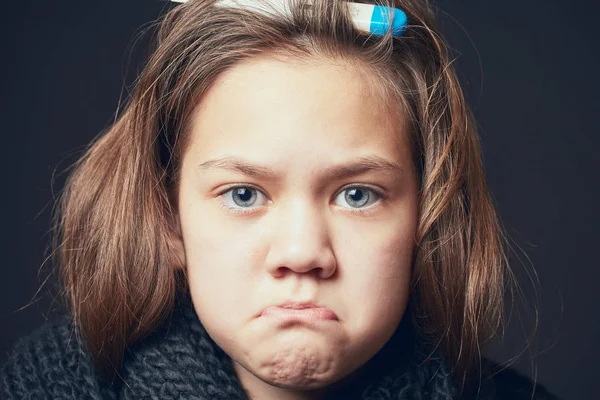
[220,185,382,214]
[222,186,269,209]
[334,186,380,209]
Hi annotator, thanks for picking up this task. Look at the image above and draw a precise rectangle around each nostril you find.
[272,265,325,279]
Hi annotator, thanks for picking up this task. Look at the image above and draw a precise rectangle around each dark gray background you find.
[1,1,598,399]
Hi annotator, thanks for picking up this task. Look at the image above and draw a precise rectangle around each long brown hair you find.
[53,0,510,394]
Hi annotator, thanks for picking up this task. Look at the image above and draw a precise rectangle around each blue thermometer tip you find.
[369,6,407,36]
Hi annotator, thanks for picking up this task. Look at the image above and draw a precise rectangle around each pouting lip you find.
[278,302,321,310]
[260,301,339,320]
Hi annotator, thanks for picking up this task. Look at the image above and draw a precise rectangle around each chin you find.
[248,344,343,389]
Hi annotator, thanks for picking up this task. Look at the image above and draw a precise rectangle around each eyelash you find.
[217,184,386,216]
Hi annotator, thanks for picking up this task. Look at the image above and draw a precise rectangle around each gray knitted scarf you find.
[5,300,553,399]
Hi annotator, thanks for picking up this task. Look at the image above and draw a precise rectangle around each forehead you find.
[186,55,409,165]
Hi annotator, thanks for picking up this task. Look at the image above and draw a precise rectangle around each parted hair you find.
[53,0,510,394]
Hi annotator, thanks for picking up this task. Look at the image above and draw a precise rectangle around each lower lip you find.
[261,307,338,321]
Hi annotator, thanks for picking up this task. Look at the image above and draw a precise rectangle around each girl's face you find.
[177,56,419,399]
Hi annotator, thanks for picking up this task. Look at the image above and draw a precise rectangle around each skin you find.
[174,55,420,400]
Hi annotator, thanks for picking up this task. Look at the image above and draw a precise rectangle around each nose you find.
[264,197,337,280]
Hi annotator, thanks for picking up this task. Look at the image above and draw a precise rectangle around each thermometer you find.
[170,0,407,37]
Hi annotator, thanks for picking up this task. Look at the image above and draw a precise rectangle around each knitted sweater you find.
[1,303,560,399]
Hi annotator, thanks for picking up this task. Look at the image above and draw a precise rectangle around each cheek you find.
[335,218,415,324]
[179,204,264,327]
[180,192,259,273]
[338,209,416,276]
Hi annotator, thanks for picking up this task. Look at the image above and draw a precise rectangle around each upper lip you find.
[277,302,322,309]
[260,301,338,319]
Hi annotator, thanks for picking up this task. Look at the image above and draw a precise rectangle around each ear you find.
[167,213,186,270]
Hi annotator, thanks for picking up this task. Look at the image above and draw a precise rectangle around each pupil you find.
[346,188,369,207]
[236,188,252,202]
[233,187,256,207]
[350,189,363,201]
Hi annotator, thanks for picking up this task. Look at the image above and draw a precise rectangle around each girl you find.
[1,0,559,398]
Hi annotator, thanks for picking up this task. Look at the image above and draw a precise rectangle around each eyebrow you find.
[197,155,404,180]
